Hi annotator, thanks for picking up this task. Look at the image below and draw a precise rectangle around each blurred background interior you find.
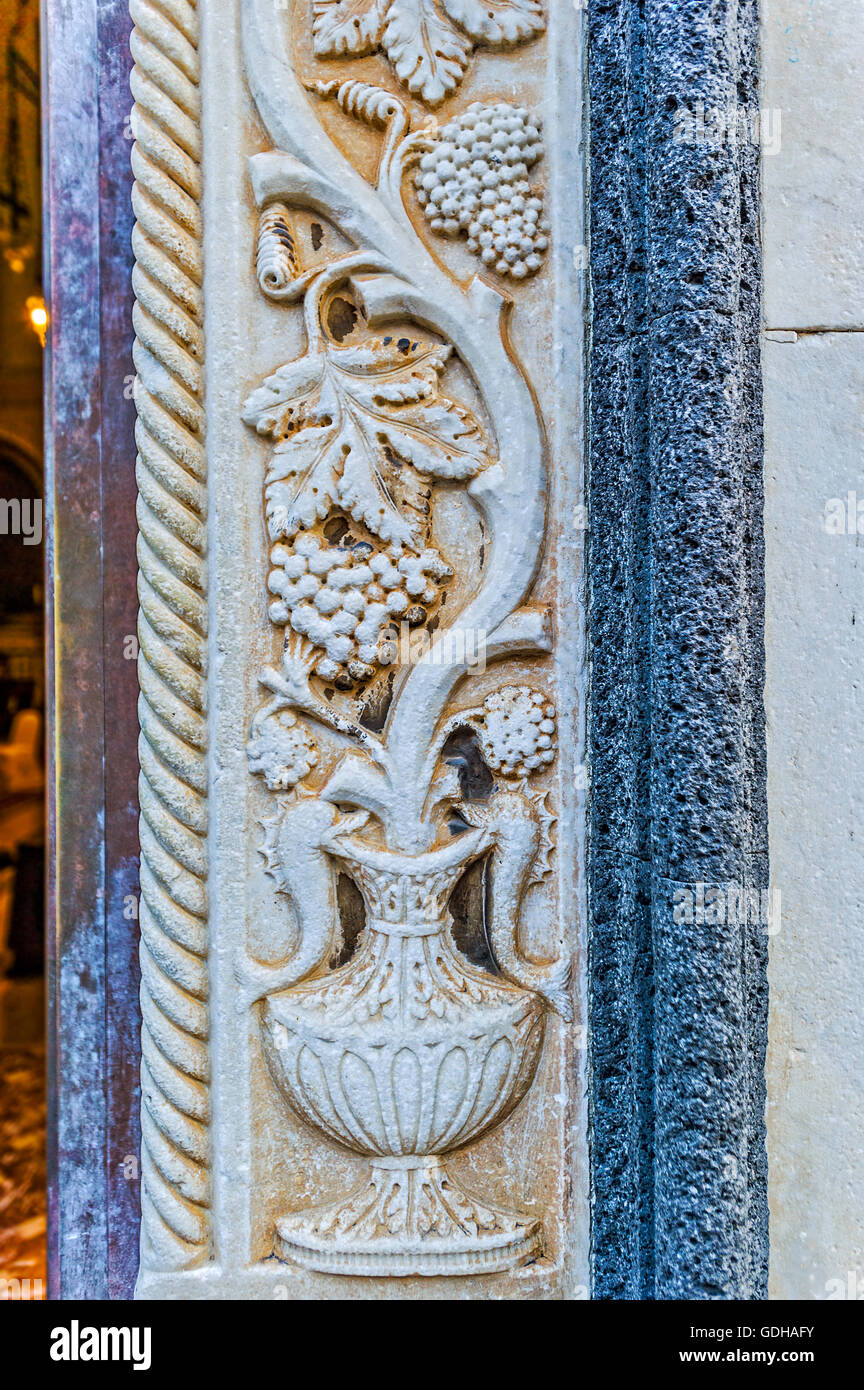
[0,0,45,1300]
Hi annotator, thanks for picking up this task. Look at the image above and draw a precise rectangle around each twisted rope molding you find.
[130,0,210,1269]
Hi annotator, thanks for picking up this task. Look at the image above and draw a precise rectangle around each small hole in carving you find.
[323,515,350,545]
[332,873,366,967]
[359,667,395,732]
[327,296,359,342]
[310,221,324,251]
[449,854,498,976]
[442,725,495,802]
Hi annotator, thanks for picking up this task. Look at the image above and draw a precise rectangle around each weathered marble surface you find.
[762,0,864,1303]
[44,0,142,1302]
[133,0,587,1299]
[762,0,864,329]
[764,332,864,1300]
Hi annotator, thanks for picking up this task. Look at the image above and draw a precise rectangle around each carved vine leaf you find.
[312,0,545,107]
[312,0,387,57]
[440,0,545,47]
[382,0,471,107]
[242,335,490,546]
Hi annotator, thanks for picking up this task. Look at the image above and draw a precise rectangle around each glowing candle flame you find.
[26,297,48,346]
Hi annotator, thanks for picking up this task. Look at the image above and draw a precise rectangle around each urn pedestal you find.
[261,834,546,1277]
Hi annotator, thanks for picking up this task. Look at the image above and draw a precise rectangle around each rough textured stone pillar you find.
[587,0,769,1299]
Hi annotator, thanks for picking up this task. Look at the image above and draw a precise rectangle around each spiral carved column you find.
[130,0,210,1269]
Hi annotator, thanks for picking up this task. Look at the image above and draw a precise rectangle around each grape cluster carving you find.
[415,102,550,280]
[267,531,451,685]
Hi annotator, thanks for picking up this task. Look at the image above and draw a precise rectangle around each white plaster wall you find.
[762,0,864,1300]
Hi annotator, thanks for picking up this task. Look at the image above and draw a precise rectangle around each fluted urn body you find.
[260,829,546,1276]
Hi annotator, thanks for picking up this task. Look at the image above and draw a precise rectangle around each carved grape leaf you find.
[312,0,387,58]
[382,0,471,106]
[441,0,544,46]
[310,0,546,106]
[242,335,490,545]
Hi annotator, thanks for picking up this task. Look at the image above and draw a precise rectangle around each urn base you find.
[274,1156,541,1277]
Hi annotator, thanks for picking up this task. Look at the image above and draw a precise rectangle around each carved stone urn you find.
[260,829,546,1276]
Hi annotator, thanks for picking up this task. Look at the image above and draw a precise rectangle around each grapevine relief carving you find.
[239,0,565,1277]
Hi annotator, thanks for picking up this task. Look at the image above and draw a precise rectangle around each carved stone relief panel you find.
[133,0,586,1298]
